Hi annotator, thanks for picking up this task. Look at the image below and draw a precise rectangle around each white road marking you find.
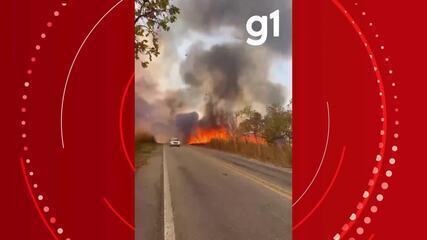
[163,145,176,240]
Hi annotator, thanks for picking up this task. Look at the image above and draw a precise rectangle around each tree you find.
[262,104,292,144]
[237,106,263,135]
[135,0,180,67]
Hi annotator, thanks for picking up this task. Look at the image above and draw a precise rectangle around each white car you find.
[169,138,181,147]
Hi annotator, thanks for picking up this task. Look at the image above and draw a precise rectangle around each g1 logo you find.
[246,10,280,46]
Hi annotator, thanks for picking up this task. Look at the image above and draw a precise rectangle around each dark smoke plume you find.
[179,0,292,55]
[181,43,286,112]
[175,112,199,141]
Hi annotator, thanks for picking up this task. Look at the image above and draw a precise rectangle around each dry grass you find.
[135,133,158,168]
[207,139,292,168]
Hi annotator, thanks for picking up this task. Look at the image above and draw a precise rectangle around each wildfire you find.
[188,126,266,145]
[188,126,230,144]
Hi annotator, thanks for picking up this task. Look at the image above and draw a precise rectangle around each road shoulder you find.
[135,146,163,240]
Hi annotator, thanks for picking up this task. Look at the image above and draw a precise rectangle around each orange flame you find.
[188,126,230,144]
[188,126,266,145]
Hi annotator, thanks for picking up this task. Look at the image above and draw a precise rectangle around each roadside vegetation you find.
[134,0,179,168]
[135,133,158,168]
[135,0,180,67]
[208,139,291,168]
[207,103,292,168]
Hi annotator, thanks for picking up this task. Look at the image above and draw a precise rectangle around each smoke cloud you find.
[135,0,291,142]
[181,43,286,113]
[179,0,292,55]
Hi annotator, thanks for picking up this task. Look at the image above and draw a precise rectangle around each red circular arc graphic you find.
[293,101,330,207]
[119,73,136,172]
[293,146,346,230]
[19,0,132,239]
[103,198,135,231]
[330,1,399,239]
[332,1,387,237]
[20,2,71,239]
[20,158,59,240]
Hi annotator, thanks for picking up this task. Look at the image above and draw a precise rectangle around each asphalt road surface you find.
[136,145,292,240]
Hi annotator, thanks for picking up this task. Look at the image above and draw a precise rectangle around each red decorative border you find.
[19,2,71,239]
[18,0,133,238]
[331,1,399,239]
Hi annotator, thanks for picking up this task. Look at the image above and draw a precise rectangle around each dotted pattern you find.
[20,2,71,240]
[331,1,399,239]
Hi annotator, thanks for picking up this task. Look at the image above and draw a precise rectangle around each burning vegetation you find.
[188,126,229,145]
[187,126,268,145]
[136,43,289,144]
[183,103,291,146]
[178,103,292,168]
[134,0,292,166]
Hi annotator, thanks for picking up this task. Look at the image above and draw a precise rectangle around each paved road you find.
[136,145,292,240]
